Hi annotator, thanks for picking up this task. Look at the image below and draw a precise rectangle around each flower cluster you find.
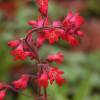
[0,0,85,100]
[8,34,36,61]
[28,11,84,46]
[38,67,65,88]
[37,52,65,88]
[12,74,29,89]
[0,74,29,100]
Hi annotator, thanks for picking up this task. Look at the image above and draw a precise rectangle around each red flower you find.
[28,20,37,27]
[8,40,20,47]
[10,43,32,61]
[12,75,29,89]
[56,75,65,86]
[63,11,73,28]
[49,68,64,86]
[52,21,61,27]
[8,38,35,61]
[0,90,6,100]
[74,13,84,27]
[77,31,84,37]
[28,16,49,27]
[36,0,48,15]
[45,30,60,44]
[47,52,64,64]
[36,33,46,48]
[65,34,79,46]
[63,11,84,28]
[38,73,48,88]
[62,11,84,46]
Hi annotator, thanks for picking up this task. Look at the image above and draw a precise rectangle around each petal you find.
[8,40,20,47]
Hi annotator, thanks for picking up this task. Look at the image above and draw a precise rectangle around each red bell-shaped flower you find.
[47,52,64,64]
[12,74,29,89]
[0,90,6,100]
[38,73,48,88]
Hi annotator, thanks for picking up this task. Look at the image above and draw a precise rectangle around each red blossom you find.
[63,11,84,28]
[36,0,48,15]
[10,43,32,61]
[62,11,84,46]
[77,31,84,37]
[45,30,60,44]
[49,68,64,86]
[52,21,61,27]
[63,34,79,46]
[12,75,29,89]
[36,33,46,48]
[47,52,64,64]
[28,16,49,27]
[56,75,65,86]
[8,38,36,61]
[8,40,20,47]
[38,73,48,88]
[28,20,37,27]
[0,90,6,100]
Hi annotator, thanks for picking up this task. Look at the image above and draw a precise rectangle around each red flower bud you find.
[56,75,65,86]
[38,73,48,88]
[47,52,64,64]
[0,90,6,100]
[36,34,46,48]
[8,40,20,47]
[28,20,37,26]
[64,34,79,46]
[49,68,64,86]
[13,75,29,89]
[36,0,48,16]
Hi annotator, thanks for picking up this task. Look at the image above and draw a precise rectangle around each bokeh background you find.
[0,0,100,100]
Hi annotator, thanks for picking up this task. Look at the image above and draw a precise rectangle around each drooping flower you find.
[45,29,60,44]
[63,11,84,28]
[28,20,37,27]
[12,74,29,89]
[36,0,48,16]
[36,33,46,48]
[47,52,64,64]
[0,90,6,100]
[49,68,64,86]
[28,16,49,27]
[62,11,84,46]
[63,34,79,46]
[38,73,48,88]
[8,40,20,47]
[10,43,32,61]
[8,38,35,61]
[77,31,84,37]
[55,75,65,86]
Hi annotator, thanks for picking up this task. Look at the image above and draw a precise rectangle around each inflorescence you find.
[0,0,85,100]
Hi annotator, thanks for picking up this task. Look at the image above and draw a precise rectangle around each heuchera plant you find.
[0,0,85,100]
